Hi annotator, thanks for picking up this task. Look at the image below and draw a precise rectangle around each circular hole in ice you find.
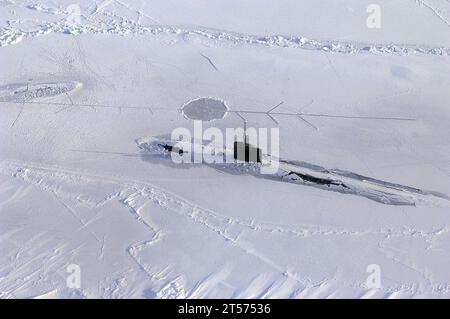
[181,97,228,121]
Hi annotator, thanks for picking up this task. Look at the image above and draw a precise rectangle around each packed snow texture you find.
[1,0,450,299]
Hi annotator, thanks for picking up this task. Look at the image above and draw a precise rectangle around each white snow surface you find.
[1,0,450,299]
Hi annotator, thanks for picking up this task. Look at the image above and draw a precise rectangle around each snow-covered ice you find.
[1,0,450,299]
